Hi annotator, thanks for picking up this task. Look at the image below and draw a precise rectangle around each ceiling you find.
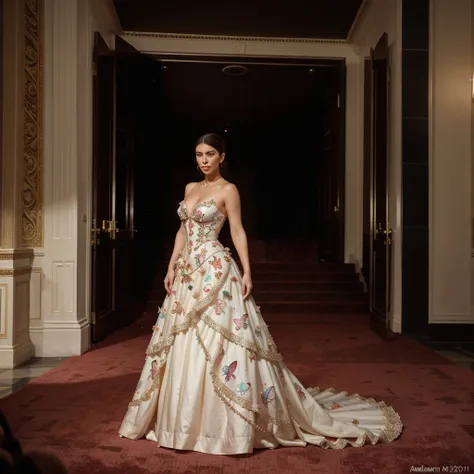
[153,60,340,124]
[112,0,363,40]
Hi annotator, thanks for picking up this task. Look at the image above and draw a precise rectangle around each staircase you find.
[251,262,368,314]
[145,261,368,319]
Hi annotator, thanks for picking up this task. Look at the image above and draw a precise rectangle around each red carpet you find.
[1,309,474,473]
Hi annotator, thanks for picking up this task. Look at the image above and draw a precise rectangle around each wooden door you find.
[362,58,372,285]
[114,36,165,309]
[369,33,395,338]
[91,33,116,342]
[113,37,136,325]
[318,60,346,262]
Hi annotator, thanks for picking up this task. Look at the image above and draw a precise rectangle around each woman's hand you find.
[164,269,175,295]
[242,273,253,300]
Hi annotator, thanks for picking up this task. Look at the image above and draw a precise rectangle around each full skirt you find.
[119,245,403,454]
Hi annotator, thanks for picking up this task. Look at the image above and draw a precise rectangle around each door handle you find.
[102,220,111,233]
[375,222,393,244]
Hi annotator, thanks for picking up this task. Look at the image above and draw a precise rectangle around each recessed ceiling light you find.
[222,65,249,76]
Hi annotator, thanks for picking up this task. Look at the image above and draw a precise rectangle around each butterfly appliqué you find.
[233,314,248,331]
[261,385,275,404]
[236,381,251,396]
[221,360,237,382]
[214,298,227,315]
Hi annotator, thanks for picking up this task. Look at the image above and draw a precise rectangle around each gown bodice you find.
[178,198,226,258]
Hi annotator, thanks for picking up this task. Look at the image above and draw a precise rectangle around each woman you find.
[119,133,403,455]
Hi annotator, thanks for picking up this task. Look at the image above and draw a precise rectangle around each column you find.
[41,0,91,356]
[429,0,473,331]
[0,0,35,368]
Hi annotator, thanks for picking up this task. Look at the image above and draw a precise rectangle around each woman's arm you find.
[224,184,252,298]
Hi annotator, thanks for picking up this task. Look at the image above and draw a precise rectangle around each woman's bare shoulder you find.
[220,181,240,200]
[222,181,238,192]
[184,181,200,196]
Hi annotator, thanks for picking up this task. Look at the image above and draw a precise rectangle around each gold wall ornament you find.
[0,268,32,277]
[22,0,44,248]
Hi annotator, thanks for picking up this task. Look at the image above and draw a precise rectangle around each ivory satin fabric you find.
[119,198,403,455]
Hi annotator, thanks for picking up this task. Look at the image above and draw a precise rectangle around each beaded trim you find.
[200,313,282,361]
[303,387,404,449]
[192,319,293,433]
[128,350,169,407]
[145,251,231,358]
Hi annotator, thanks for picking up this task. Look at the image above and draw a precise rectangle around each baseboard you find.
[29,327,44,357]
[42,319,91,356]
[0,339,35,369]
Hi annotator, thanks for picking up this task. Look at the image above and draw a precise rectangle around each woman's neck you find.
[203,172,222,186]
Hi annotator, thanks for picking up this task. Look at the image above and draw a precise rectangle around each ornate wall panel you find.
[23,0,43,247]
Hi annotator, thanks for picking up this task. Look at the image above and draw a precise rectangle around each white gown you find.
[119,198,403,455]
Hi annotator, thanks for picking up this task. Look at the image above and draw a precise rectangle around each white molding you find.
[42,318,90,357]
[119,31,353,59]
[43,319,89,329]
[430,314,474,323]
[121,30,347,45]
[0,340,33,369]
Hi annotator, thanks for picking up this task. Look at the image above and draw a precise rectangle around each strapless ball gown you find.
[119,198,403,455]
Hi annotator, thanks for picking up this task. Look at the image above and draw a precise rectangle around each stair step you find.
[250,271,359,281]
[261,312,370,323]
[257,301,369,313]
[252,290,367,303]
[248,262,354,272]
[252,280,363,291]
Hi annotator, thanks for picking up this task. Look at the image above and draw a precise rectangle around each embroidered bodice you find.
[177,198,226,255]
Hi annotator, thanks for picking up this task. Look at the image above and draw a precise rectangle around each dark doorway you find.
[129,56,346,264]
[92,42,348,341]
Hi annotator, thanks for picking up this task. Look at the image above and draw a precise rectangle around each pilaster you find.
[429,0,473,326]
[41,0,91,355]
[0,0,36,367]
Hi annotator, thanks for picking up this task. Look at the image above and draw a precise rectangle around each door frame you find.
[125,52,347,262]
[367,32,397,341]
[116,33,362,264]
[80,32,368,351]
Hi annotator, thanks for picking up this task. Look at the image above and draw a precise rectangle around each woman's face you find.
[196,143,224,175]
